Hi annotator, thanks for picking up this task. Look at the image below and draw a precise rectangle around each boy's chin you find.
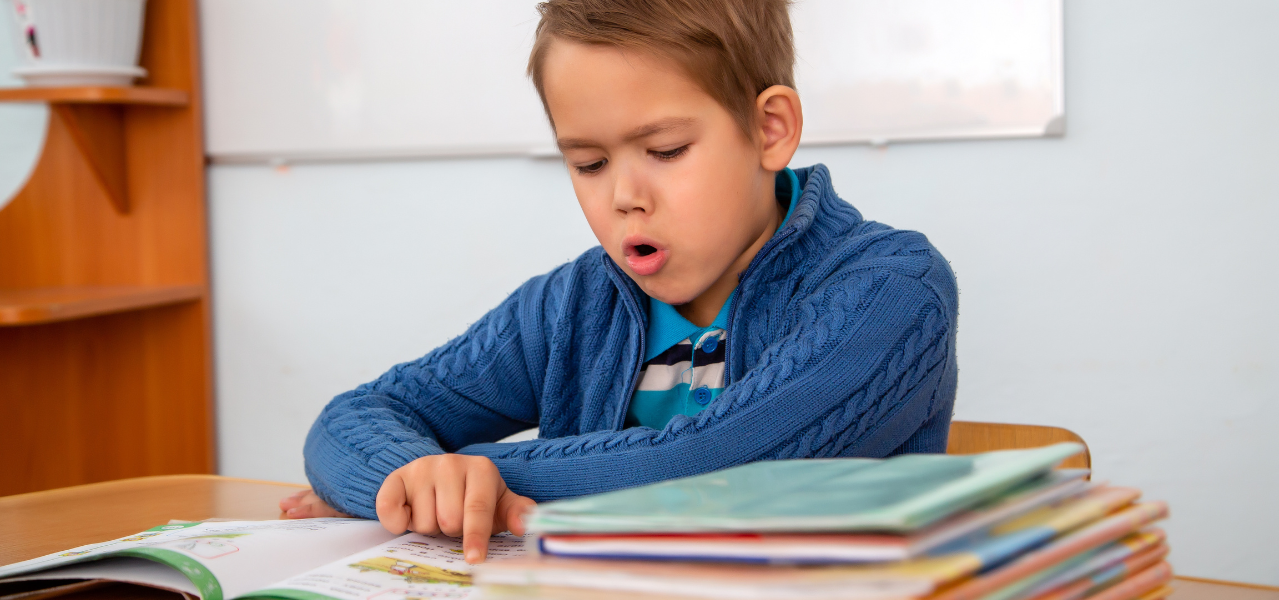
[636,278,703,307]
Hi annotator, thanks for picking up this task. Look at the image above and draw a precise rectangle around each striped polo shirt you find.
[624,297,733,430]
[624,168,801,430]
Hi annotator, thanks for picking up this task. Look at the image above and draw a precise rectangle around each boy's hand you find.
[376,454,534,564]
[279,489,350,519]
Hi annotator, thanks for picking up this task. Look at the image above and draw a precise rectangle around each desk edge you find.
[0,475,307,503]
[1176,576,1279,592]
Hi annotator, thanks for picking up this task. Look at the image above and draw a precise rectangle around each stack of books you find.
[475,443,1172,600]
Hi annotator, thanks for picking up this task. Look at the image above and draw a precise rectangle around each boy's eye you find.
[651,145,690,161]
[575,159,607,175]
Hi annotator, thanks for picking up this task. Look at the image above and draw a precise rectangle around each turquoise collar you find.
[644,167,800,362]
[778,166,799,231]
[645,292,733,361]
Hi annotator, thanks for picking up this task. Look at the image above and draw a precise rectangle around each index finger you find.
[461,470,498,564]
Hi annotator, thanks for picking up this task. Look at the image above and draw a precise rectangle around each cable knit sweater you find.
[304,164,959,519]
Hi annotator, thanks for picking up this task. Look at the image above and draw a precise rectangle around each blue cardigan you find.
[304,164,960,519]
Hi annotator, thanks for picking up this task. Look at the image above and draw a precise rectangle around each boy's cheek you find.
[578,202,622,250]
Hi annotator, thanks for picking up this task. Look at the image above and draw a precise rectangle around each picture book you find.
[527,443,1086,534]
[0,519,527,600]
[535,469,1090,564]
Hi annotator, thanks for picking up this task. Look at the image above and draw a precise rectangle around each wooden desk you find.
[0,475,303,567]
[1,476,1275,600]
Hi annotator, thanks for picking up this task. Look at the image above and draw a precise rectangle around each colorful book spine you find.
[927,501,1169,600]
[1025,544,1169,600]
[984,529,1166,600]
[1077,562,1173,600]
[946,487,1142,572]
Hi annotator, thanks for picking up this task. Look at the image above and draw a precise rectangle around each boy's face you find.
[542,40,785,307]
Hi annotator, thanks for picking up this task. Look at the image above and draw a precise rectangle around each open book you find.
[0,518,526,600]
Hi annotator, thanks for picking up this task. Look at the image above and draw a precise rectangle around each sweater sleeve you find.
[303,269,564,518]
[458,256,959,502]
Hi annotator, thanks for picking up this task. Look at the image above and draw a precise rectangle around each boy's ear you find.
[755,85,803,172]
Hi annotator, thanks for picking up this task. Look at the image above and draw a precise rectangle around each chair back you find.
[947,421,1091,470]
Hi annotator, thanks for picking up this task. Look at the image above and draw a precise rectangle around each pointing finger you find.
[461,469,498,564]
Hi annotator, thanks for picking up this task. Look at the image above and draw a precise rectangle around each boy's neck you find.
[675,270,740,327]
[675,179,789,327]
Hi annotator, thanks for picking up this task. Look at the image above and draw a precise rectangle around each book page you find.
[0,557,201,596]
[247,533,528,600]
[0,519,399,600]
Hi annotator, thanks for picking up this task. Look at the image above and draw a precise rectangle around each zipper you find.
[605,256,647,430]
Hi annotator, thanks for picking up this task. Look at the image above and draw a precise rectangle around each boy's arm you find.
[459,256,958,502]
[303,269,565,519]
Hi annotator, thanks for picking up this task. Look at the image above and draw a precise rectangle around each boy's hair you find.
[527,0,795,138]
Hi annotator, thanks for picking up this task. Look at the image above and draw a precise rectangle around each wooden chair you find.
[947,421,1091,471]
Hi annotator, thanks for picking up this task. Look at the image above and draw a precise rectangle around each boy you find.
[281,0,958,564]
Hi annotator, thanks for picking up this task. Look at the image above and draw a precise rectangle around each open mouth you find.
[622,237,668,276]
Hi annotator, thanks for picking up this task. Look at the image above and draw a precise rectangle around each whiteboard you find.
[792,0,1064,145]
[200,0,1063,164]
[200,0,554,162]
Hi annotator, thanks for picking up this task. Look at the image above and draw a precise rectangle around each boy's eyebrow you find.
[556,117,696,151]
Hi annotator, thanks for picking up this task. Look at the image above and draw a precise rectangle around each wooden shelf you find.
[0,86,188,106]
[0,285,204,326]
[0,0,215,496]
[0,86,188,213]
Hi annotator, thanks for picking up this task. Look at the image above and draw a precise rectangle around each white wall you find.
[207,0,1277,586]
[209,157,596,484]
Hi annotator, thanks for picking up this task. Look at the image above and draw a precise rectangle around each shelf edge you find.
[0,285,205,326]
[0,86,189,106]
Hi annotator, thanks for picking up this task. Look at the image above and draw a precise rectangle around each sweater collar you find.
[772,164,831,249]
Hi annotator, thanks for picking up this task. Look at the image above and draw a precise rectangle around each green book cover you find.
[527,443,1085,534]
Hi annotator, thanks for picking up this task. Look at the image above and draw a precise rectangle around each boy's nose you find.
[611,167,652,215]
